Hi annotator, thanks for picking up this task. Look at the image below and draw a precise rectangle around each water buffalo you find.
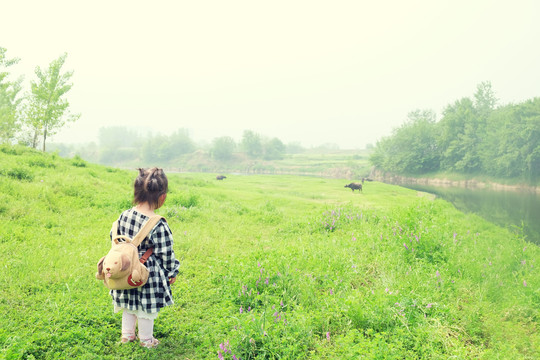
[345,182,362,192]
[216,175,227,180]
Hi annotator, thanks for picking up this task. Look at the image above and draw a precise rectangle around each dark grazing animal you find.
[344,182,362,192]
[216,175,227,180]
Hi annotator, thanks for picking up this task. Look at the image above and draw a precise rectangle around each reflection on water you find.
[397,183,540,245]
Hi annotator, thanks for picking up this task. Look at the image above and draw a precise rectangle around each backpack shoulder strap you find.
[131,215,163,247]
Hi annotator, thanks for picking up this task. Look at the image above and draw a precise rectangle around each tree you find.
[139,129,195,164]
[168,128,195,156]
[263,137,286,160]
[211,136,236,160]
[474,81,497,119]
[438,97,480,172]
[402,109,440,172]
[25,53,80,151]
[142,134,169,163]
[286,141,304,154]
[369,109,439,173]
[240,130,263,158]
[0,47,23,143]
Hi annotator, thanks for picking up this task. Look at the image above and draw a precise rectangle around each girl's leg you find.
[138,317,154,340]
[121,311,137,342]
[138,317,159,348]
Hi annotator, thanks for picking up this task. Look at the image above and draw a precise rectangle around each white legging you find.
[122,311,154,340]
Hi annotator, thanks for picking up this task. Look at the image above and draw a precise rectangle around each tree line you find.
[370,82,540,182]
[49,127,312,166]
[0,47,79,151]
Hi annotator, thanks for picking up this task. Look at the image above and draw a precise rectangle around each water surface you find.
[396,183,540,245]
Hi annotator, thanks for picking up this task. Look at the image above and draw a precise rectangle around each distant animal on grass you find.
[344,182,362,192]
[216,175,227,180]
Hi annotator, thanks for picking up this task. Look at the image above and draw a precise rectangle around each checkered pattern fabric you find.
[109,209,180,314]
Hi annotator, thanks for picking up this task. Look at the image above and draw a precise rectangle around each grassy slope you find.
[1,145,539,359]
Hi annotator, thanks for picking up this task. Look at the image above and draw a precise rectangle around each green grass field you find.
[1,145,539,359]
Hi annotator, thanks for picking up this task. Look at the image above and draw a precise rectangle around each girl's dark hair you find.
[133,167,168,208]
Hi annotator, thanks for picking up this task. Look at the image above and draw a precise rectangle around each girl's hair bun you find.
[134,167,168,208]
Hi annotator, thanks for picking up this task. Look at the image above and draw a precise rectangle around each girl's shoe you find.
[120,334,136,344]
[140,337,160,348]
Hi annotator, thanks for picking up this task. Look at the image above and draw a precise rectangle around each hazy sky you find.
[2,0,540,149]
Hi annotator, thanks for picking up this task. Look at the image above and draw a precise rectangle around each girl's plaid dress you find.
[109,209,180,314]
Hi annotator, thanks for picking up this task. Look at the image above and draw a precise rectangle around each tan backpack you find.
[96,215,163,290]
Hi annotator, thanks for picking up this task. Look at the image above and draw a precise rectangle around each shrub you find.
[27,155,56,168]
[1,167,34,181]
[71,155,87,167]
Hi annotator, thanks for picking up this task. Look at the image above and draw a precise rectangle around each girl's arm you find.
[151,221,181,279]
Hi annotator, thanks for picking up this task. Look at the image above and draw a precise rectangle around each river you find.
[394,183,540,245]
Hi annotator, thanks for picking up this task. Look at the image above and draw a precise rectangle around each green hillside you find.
[1,145,539,359]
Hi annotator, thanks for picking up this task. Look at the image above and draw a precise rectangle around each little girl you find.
[110,167,180,348]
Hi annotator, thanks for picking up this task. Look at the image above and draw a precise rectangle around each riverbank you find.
[371,169,540,194]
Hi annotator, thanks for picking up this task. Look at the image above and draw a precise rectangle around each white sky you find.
[2,0,540,149]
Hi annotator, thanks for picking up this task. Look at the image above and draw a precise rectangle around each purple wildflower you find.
[403,243,409,250]
[239,306,243,314]
[326,332,331,341]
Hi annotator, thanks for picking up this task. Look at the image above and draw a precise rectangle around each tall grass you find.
[0,145,538,359]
